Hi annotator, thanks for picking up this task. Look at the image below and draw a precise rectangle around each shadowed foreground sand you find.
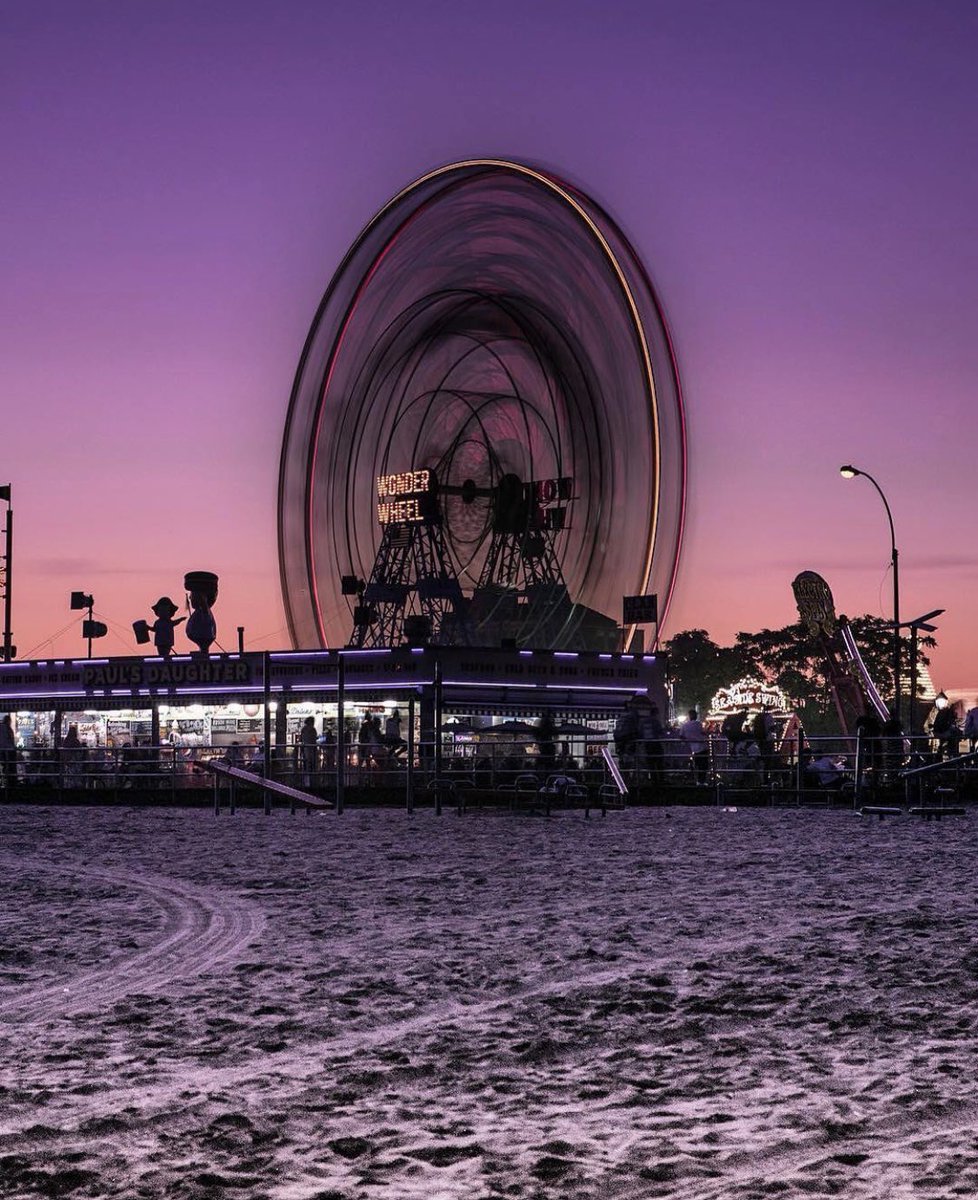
[1,803,977,1198]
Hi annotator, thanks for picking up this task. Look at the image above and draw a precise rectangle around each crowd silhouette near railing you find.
[1,717,976,812]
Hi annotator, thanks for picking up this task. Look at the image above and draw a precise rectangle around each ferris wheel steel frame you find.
[279,158,687,651]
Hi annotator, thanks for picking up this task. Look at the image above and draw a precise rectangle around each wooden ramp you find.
[201,760,334,810]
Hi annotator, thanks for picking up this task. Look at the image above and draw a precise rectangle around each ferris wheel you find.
[278,159,686,650]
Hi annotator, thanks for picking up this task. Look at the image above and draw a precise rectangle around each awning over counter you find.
[0,646,666,715]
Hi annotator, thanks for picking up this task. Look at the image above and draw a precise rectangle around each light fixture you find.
[837,463,901,724]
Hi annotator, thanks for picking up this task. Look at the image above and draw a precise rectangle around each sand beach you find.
[2,802,977,1198]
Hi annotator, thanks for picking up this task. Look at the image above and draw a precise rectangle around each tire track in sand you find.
[0,860,265,1022]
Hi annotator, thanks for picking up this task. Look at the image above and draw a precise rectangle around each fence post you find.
[406,692,415,814]
[54,707,64,803]
[336,655,345,815]
[262,651,272,816]
[853,731,864,809]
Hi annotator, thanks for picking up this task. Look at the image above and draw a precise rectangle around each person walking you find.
[680,708,709,785]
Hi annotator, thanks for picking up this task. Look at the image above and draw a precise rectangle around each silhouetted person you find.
[638,700,665,785]
[0,714,16,788]
[752,707,775,782]
[370,715,385,764]
[882,707,904,777]
[385,708,405,759]
[63,723,83,784]
[319,724,336,770]
[614,699,640,774]
[680,708,709,785]
[855,710,883,777]
[299,716,318,784]
[965,701,978,753]
[721,707,750,751]
[807,753,845,788]
[932,703,962,761]
[358,716,373,769]
[536,713,556,778]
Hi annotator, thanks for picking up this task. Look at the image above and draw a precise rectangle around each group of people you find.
[613,695,668,782]
[613,699,783,787]
[929,699,978,761]
[294,710,408,785]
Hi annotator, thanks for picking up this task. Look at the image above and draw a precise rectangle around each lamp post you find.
[0,484,12,662]
[840,465,901,725]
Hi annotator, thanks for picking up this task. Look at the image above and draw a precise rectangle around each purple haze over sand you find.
[3,1,976,685]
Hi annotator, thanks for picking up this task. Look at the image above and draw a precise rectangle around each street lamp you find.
[839,465,901,725]
[0,484,12,661]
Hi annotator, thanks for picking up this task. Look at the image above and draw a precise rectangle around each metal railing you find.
[2,731,974,809]
[0,739,622,810]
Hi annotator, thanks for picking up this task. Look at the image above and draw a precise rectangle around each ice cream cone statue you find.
[184,571,219,657]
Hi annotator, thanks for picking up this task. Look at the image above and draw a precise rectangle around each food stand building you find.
[0,646,666,799]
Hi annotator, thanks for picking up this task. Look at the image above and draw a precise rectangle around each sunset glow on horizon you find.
[3,1,977,687]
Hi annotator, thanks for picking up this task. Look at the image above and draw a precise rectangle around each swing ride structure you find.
[278,159,687,651]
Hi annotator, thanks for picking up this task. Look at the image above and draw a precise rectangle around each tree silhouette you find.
[663,629,746,717]
[665,618,935,735]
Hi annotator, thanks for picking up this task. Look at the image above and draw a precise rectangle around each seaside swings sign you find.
[710,677,790,717]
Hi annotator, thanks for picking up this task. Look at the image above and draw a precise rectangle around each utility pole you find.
[1,484,13,662]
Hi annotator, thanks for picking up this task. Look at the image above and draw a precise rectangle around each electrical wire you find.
[21,618,79,660]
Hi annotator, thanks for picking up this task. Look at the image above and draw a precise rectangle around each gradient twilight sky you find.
[3,1,977,685]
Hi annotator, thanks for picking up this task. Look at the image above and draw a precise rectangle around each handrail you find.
[899,751,978,779]
[600,745,628,795]
[200,759,333,807]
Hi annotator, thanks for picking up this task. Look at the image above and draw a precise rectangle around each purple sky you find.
[3,1,977,687]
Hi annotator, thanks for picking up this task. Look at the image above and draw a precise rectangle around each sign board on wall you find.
[623,594,658,625]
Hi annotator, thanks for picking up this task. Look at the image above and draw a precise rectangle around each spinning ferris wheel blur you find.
[278,159,686,650]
